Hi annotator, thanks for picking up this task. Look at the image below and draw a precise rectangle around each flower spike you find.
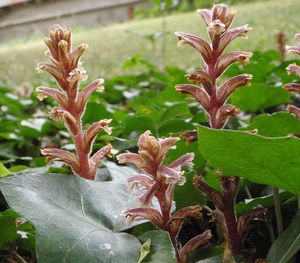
[175,4,264,260]
[284,33,300,120]
[175,4,252,129]
[37,25,111,180]
[117,131,204,261]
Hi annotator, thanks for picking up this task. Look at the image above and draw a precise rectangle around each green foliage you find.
[241,112,300,137]
[0,163,141,262]
[198,126,300,195]
[229,84,290,112]
[0,49,300,261]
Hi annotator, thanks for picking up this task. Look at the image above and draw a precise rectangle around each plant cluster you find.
[0,2,300,263]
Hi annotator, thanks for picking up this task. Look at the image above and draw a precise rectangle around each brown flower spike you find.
[37,25,112,180]
[117,131,211,262]
[175,4,252,129]
[175,4,267,261]
[284,33,300,119]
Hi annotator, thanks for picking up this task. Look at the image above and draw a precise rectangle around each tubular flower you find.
[36,24,111,180]
[284,33,300,119]
[117,131,194,214]
[175,4,252,129]
[117,131,209,262]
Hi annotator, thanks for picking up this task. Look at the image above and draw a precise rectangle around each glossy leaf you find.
[198,126,300,195]
[0,162,141,262]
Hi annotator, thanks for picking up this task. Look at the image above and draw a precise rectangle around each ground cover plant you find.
[0,1,300,263]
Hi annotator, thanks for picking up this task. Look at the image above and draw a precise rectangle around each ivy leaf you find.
[0,162,141,262]
[241,112,300,137]
[267,210,300,263]
[229,83,290,112]
[198,126,300,195]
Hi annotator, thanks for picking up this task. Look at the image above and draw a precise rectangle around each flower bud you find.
[36,86,68,108]
[67,67,88,83]
[215,51,252,77]
[219,25,252,53]
[175,84,211,111]
[40,148,80,174]
[286,64,300,77]
[175,32,212,64]
[214,104,240,129]
[287,105,300,119]
[208,19,226,35]
[178,230,212,263]
[217,74,252,104]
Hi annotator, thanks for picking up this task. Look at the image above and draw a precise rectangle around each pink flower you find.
[175,4,252,129]
[284,33,300,120]
[37,25,111,180]
[117,131,194,227]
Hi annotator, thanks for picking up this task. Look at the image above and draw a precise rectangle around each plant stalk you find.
[273,187,283,235]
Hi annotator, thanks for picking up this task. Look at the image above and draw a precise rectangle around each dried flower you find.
[175,4,252,129]
[37,24,111,180]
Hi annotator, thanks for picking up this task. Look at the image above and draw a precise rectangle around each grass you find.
[0,0,300,87]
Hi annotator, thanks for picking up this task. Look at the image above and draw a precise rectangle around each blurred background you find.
[0,0,299,87]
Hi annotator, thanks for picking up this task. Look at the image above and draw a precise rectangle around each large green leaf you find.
[198,126,300,195]
[241,112,300,137]
[229,83,290,112]
[0,162,141,263]
[267,210,300,263]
